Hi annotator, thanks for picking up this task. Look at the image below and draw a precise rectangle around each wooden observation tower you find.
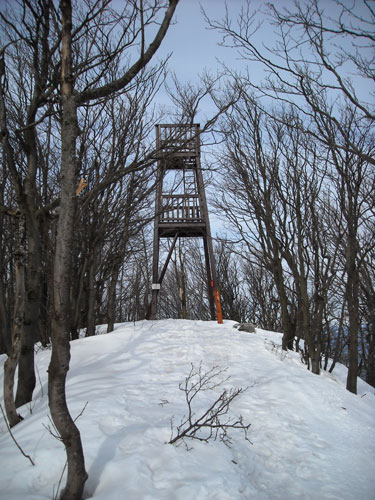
[148,124,223,323]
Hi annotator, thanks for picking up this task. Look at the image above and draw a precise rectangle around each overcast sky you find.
[155,0,304,122]
[156,0,373,116]
[160,0,240,81]
[157,1,297,83]
[153,1,246,124]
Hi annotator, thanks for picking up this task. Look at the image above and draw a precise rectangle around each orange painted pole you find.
[213,288,223,324]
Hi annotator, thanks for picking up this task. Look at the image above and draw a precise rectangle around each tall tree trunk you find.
[0,272,11,355]
[15,221,40,406]
[345,232,360,394]
[3,216,26,427]
[300,277,320,375]
[178,247,187,319]
[0,181,11,355]
[48,2,87,498]
[366,323,375,387]
[0,291,10,354]
[15,24,47,403]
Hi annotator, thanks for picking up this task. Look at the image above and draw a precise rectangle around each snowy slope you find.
[0,320,374,500]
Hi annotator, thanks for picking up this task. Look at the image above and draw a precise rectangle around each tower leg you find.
[150,225,160,321]
[203,237,216,320]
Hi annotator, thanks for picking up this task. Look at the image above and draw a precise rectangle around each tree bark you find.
[15,221,40,406]
[85,255,96,337]
[3,216,26,427]
[0,179,11,355]
[48,2,87,498]
[107,264,120,333]
[0,279,10,355]
[345,231,360,394]
[71,256,88,340]
[270,258,295,352]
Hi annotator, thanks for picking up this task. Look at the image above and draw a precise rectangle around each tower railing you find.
[157,124,200,157]
[161,194,203,223]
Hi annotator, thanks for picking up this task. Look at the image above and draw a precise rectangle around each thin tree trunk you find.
[179,247,187,319]
[345,233,360,394]
[366,324,375,387]
[86,256,96,337]
[0,276,11,355]
[271,259,295,351]
[300,280,320,375]
[48,2,87,498]
[71,256,88,340]
[107,265,120,333]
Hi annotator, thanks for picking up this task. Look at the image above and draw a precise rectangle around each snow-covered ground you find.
[1,319,374,500]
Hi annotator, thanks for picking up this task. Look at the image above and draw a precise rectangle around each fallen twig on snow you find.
[169,362,251,448]
[0,403,35,466]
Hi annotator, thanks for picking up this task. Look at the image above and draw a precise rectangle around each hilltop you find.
[0,319,374,499]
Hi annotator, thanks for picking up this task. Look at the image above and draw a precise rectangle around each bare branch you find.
[0,403,35,466]
[169,362,251,447]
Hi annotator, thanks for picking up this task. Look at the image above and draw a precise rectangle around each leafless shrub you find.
[264,340,288,361]
[169,362,251,448]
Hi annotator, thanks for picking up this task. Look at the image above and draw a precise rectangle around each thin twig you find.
[0,403,35,466]
[74,401,88,422]
[53,461,67,500]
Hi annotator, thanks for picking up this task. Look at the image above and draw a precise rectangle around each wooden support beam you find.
[146,232,179,320]
[159,232,179,285]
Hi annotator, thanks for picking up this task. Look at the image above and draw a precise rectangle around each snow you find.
[1,319,374,500]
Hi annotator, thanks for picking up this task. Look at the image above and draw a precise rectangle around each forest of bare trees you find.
[0,1,180,497]
[207,0,375,393]
[0,0,374,498]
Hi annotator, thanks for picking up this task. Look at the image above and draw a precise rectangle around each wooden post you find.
[150,130,163,320]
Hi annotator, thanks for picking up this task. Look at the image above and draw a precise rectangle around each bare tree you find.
[49,2,179,497]
[0,166,12,355]
[241,260,281,331]
[0,0,59,407]
[213,100,298,352]
[214,240,248,323]
[206,0,374,163]
[213,96,349,374]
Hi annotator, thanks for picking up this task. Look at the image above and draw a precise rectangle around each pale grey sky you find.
[156,1,249,123]
[160,0,239,80]
[156,0,373,122]
[158,0,293,82]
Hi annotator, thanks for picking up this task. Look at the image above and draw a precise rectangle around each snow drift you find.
[0,319,374,499]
